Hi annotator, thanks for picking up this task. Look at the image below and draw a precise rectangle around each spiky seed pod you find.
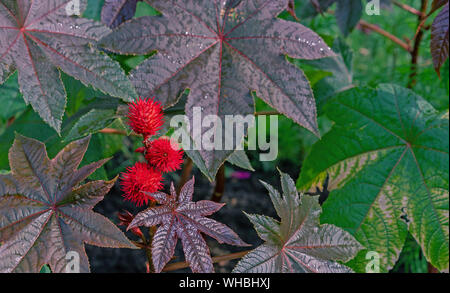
[127,97,164,138]
[145,137,184,173]
[121,162,164,207]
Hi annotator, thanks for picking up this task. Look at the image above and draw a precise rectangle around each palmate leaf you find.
[100,0,334,179]
[0,0,136,133]
[297,84,449,272]
[0,134,135,273]
[431,2,449,76]
[233,171,362,273]
[129,178,249,273]
[101,0,142,28]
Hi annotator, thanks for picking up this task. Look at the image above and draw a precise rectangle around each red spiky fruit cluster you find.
[127,98,164,139]
[121,163,163,207]
[121,97,184,207]
[146,137,184,173]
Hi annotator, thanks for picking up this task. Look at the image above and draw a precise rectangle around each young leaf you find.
[0,0,136,133]
[431,2,449,76]
[233,171,362,273]
[101,0,142,28]
[297,84,449,272]
[0,134,135,273]
[294,37,354,113]
[64,109,117,143]
[100,0,334,179]
[128,178,249,273]
[227,150,254,171]
[335,0,363,37]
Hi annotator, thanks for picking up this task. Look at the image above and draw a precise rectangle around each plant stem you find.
[7,116,15,127]
[255,111,280,116]
[428,263,439,273]
[177,157,193,193]
[407,0,429,88]
[358,20,411,52]
[211,164,226,202]
[392,0,425,17]
[162,250,251,272]
[98,128,140,137]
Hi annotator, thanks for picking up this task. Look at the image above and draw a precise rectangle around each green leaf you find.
[0,72,26,120]
[233,171,362,273]
[297,84,449,272]
[0,110,61,170]
[84,0,104,21]
[64,109,117,143]
[295,37,354,113]
[39,264,52,273]
[227,150,254,171]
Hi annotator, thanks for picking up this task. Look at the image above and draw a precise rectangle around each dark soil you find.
[86,160,299,273]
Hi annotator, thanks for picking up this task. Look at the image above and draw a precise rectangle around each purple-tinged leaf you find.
[100,0,334,178]
[177,216,214,273]
[178,177,195,202]
[0,0,136,133]
[129,205,173,227]
[146,191,171,204]
[101,0,141,28]
[431,3,449,76]
[233,171,362,273]
[129,176,249,273]
[0,134,135,273]
[177,201,225,216]
[184,214,247,246]
[152,219,178,273]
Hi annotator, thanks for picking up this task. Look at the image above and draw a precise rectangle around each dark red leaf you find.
[0,135,135,273]
[100,0,334,178]
[431,2,449,76]
[0,0,136,133]
[128,178,249,273]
